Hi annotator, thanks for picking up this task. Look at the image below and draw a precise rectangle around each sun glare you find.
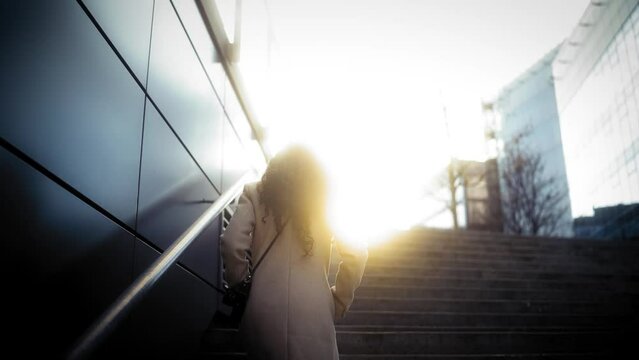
[240,34,496,248]
[249,62,474,248]
[233,0,594,247]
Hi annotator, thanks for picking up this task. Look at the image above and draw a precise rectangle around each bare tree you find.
[425,159,485,229]
[446,160,462,229]
[500,132,568,236]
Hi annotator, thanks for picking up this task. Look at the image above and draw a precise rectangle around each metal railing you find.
[67,170,258,360]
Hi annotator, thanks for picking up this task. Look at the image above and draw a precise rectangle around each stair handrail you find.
[67,169,259,360]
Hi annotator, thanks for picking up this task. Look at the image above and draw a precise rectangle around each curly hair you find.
[257,145,328,256]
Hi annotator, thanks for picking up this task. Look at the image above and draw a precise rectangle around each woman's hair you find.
[257,145,328,256]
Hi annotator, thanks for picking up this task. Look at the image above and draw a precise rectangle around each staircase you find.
[199,228,639,359]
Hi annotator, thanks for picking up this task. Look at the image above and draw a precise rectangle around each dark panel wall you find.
[1,0,260,357]
[137,101,221,284]
[124,241,219,358]
[0,147,135,356]
[171,0,228,105]
[82,0,155,85]
[0,0,145,227]
[147,0,225,189]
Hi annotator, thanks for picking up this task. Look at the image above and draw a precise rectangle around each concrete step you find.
[200,328,617,355]
[349,297,628,315]
[372,237,639,256]
[196,352,610,360]
[334,325,617,332]
[360,256,628,273]
[365,251,613,270]
[387,234,639,264]
[194,353,246,360]
[358,264,639,281]
[392,232,637,247]
[336,330,616,355]
[337,311,621,327]
[367,246,618,264]
[340,353,610,360]
[358,274,639,293]
[371,250,638,272]
[355,284,639,302]
[338,354,610,360]
[407,229,639,250]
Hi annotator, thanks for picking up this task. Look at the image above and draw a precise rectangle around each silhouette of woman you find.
[221,145,368,360]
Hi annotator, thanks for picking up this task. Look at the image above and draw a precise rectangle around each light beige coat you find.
[221,182,368,360]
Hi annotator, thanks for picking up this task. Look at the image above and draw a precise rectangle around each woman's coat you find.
[221,182,368,360]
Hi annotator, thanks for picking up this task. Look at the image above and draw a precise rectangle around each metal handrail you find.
[67,170,258,360]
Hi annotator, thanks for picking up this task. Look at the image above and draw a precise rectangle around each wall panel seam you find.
[0,137,222,293]
[77,0,222,194]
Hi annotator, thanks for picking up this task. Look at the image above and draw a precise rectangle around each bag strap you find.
[251,218,289,275]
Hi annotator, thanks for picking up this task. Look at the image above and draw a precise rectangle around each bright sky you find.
[238,0,590,244]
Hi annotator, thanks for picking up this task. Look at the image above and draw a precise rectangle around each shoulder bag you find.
[221,219,289,323]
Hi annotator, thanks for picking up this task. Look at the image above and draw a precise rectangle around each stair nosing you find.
[360,273,636,285]
[356,283,633,294]
[344,310,617,317]
[352,296,607,305]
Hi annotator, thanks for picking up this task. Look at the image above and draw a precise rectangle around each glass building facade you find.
[553,0,639,221]
[495,47,574,237]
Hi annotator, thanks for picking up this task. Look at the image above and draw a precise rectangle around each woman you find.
[221,145,368,360]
